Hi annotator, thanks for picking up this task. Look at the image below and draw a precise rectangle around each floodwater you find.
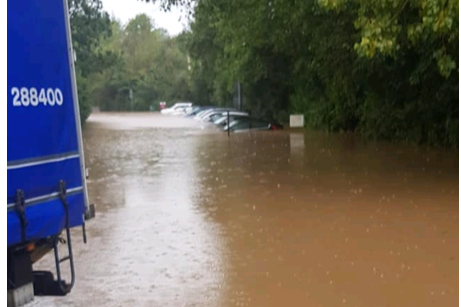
[32,112,458,307]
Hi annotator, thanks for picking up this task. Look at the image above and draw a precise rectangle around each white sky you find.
[101,0,190,36]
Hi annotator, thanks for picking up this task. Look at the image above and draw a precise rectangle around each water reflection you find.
[32,113,457,307]
[32,113,226,307]
[194,126,458,307]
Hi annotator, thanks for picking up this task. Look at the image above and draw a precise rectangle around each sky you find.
[101,0,190,36]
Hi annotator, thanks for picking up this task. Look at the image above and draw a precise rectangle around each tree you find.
[181,0,458,147]
[68,0,114,124]
[87,14,192,111]
[318,0,458,78]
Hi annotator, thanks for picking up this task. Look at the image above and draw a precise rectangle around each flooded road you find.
[32,112,458,307]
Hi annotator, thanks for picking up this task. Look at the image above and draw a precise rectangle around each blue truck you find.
[7,0,95,306]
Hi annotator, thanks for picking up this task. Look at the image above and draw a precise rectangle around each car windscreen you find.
[231,119,270,130]
[214,117,227,125]
[210,113,225,121]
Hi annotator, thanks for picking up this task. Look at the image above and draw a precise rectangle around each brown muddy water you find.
[31,112,458,307]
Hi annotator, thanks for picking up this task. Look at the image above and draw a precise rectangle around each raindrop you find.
[345,238,349,243]
[326,271,329,275]
[380,274,384,278]
[253,205,256,210]
[366,228,370,233]
[441,291,445,295]
[277,184,281,188]
[351,262,354,266]
[342,299,346,304]
[329,280,333,284]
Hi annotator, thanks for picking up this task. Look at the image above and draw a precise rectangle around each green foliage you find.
[68,0,113,125]
[318,0,459,78]
[87,15,192,111]
[72,0,457,148]
[179,0,458,148]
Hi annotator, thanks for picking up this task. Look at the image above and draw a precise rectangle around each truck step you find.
[7,283,34,307]
[33,271,69,296]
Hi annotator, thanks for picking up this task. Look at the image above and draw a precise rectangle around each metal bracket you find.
[15,189,27,243]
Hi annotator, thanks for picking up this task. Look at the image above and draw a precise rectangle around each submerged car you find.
[223,117,283,132]
[207,110,248,123]
[199,108,237,121]
[213,112,249,126]
[184,106,215,117]
[161,102,193,115]
[194,108,233,121]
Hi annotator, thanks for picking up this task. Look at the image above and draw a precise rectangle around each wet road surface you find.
[31,112,458,307]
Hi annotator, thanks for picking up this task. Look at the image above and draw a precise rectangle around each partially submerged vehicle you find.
[209,111,249,124]
[213,113,249,126]
[198,108,237,121]
[160,102,193,115]
[223,117,284,132]
[183,106,215,117]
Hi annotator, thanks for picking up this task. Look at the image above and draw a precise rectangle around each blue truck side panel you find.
[7,159,83,204]
[7,194,86,246]
[8,0,79,160]
[7,0,87,247]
